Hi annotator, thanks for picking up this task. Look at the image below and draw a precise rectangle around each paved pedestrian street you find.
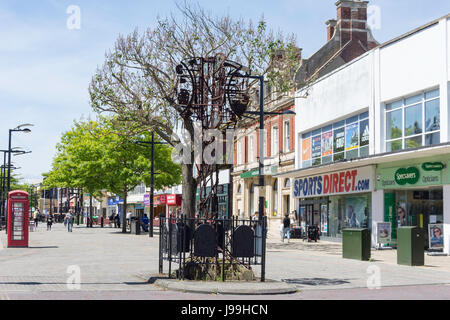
[0,223,450,300]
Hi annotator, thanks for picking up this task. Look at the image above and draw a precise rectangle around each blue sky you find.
[0,0,449,184]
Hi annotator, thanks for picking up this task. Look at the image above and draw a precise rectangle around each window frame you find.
[385,89,440,152]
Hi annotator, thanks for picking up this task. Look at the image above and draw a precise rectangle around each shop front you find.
[196,184,230,219]
[293,166,375,241]
[376,157,449,249]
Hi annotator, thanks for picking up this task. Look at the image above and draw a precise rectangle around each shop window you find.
[385,88,440,152]
[301,111,369,168]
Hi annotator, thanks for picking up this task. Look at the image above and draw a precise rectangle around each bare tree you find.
[89,2,301,219]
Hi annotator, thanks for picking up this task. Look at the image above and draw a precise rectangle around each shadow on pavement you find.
[29,246,59,249]
[282,278,352,287]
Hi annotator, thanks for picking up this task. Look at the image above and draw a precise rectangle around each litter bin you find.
[397,227,424,266]
[130,217,140,235]
[342,228,371,261]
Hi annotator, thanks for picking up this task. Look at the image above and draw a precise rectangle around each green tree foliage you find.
[44,117,181,232]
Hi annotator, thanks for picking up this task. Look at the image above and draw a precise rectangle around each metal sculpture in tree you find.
[176,54,250,219]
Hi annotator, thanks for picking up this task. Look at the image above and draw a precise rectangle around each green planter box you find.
[397,227,424,266]
[342,228,371,261]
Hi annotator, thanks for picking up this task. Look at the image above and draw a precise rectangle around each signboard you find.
[394,167,420,185]
[293,166,374,199]
[376,162,445,189]
[429,224,444,249]
[422,162,445,171]
[143,194,150,206]
[377,222,392,245]
[166,194,182,206]
[321,131,333,156]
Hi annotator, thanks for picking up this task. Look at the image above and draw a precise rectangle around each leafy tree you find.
[89,2,301,218]
[44,117,181,232]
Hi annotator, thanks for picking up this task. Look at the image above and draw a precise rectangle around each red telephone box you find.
[7,191,29,248]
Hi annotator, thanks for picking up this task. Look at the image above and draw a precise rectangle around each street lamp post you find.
[232,72,296,282]
[5,124,33,232]
[133,132,168,238]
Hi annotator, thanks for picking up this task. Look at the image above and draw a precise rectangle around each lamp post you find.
[133,132,168,238]
[231,71,296,282]
[6,124,33,232]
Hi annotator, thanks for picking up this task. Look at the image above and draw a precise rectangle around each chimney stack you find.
[334,0,370,48]
[326,19,337,41]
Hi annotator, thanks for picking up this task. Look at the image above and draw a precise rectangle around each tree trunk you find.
[122,190,128,233]
[181,116,197,221]
[182,163,196,219]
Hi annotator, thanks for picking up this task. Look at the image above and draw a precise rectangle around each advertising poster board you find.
[377,222,391,245]
[312,135,321,159]
[429,224,444,249]
[333,127,345,153]
[360,119,369,147]
[302,137,311,161]
[345,197,368,228]
[345,123,359,151]
[321,131,333,156]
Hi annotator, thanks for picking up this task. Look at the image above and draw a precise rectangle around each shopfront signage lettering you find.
[422,162,445,172]
[394,167,420,185]
[293,167,373,199]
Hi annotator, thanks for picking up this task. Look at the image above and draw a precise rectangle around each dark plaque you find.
[194,224,217,257]
[232,225,255,258]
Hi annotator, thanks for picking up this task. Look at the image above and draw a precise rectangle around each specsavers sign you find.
[293,166,374,199]
[376,161,446,189]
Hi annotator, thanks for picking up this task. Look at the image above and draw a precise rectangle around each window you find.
[301,111,369,168]
[272,127,279,156]
[284,179,291,188]
[284,121,291,152]
[385,89,440,152]
[249,135,254,163]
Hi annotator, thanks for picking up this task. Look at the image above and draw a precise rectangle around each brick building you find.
[232,0,378,232]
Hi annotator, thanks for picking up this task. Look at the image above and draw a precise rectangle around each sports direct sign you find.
[293,166,374,199]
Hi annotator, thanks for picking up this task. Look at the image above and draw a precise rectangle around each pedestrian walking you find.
[47,213,54,231]
[115,214,121,228]
[33,209,40,229]
[282,214,291,243]
[66,210,74,232]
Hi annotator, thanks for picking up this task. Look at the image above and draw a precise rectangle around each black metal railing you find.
[158,215,267,282]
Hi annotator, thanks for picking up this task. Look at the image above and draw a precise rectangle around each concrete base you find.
[154,278,298,295]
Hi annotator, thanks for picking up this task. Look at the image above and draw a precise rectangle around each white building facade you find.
[278,15,450,254]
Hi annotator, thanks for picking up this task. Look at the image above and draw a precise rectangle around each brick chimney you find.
[334,0,374,49]
[326,19,337,41]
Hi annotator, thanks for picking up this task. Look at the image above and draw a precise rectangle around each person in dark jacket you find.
[282,214,291,243]
[47,213,54,231]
